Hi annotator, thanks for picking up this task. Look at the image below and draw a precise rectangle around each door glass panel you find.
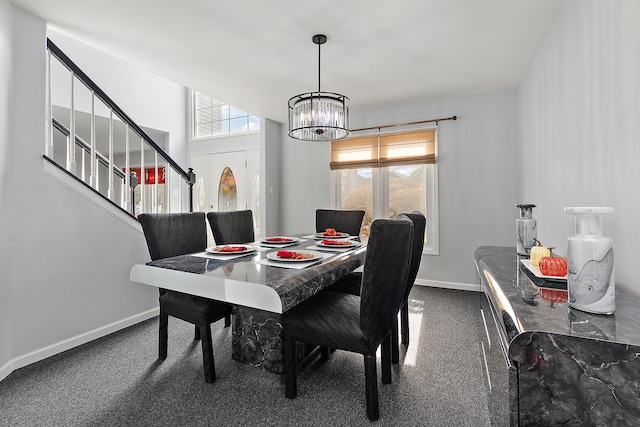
[218,166,238,211]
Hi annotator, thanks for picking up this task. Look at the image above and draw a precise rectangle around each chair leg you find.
[284,335,298,399]
[381,333,392,384]
[200,325,216,383]
[391,317,400,364]
[401,300,410,346]
[158,310,168,360]
[320,346,331,362]
[194,324,201,340]
[364,353,380,422]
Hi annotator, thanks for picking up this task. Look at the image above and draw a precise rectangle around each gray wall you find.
[0,0,14,375]
[261,118,282,237]
[518,0,640,296]
[280,91,518,287]
[0,5,191,381]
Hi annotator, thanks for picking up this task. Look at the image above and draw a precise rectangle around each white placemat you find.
[257,252,334,269]
[191,251,259,261]
[307,244,360,252]
[304,234,360,241]
[257,241,302,248]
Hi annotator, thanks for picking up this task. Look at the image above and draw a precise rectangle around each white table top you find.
[130,235,366,314]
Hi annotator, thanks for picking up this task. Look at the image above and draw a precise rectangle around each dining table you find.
[130,233,367,374]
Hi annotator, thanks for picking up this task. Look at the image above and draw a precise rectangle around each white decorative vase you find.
[564,207,615,314]
[516,204,537,256]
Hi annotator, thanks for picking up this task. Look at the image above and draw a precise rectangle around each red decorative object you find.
[122,167,165,185]
[538,254,568,277]
[539,288,568,303]
[145,167,165,184]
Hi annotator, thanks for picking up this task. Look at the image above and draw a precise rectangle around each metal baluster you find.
[125,123,130,212]
[68,73,77,174]
[95,156,100,193]
[154,152,158,213]
[81,144,86,182]
[90,93,97,189]
[108,110,115,200]
[45,49,54,158]
[188,168,195,213]
[140,136,145,215]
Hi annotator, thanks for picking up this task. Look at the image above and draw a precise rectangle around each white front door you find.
[192,150,247,213]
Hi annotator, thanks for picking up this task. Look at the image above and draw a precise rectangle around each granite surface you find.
[147,238,365,313]
[475,246,640,426]
[147,236,366,373]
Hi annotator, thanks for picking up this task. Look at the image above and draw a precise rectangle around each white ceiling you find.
[11,0,564,124]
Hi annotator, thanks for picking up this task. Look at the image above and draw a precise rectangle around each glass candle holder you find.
[516,204,537,256]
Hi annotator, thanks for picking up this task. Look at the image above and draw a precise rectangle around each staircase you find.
[45,38,194,217]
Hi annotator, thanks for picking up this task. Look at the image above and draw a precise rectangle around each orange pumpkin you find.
[538,252,568,277]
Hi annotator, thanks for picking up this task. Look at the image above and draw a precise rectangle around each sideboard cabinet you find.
[475,246,640,426]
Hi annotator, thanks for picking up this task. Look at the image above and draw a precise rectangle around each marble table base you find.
[232,306,311,374]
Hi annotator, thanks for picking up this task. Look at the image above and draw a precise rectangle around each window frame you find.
[189,90,260,141]
[330,126,439,255]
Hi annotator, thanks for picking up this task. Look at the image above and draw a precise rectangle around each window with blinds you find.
[330,128,436,170]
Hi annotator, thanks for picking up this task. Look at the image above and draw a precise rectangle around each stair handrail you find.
[46,38,195,211]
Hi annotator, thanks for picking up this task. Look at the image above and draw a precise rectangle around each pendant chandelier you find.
[288,34,351,142]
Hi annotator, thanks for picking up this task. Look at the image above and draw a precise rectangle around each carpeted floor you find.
[0,286,490,426]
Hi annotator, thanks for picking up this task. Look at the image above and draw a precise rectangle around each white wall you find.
[0,6,197,381]
[518,0,640,295]
[0,0,14,377]
[262,118,282,237]
[189,131,260,155]
[280,91,518,287]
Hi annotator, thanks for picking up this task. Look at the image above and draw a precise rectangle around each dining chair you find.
[315,208,365,237]
[282,217,413,421]
[206,210,255,244]
[138,212,232,383]
[326,211,426,363]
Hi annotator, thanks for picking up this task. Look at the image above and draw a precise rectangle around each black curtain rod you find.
[350,115,457,133]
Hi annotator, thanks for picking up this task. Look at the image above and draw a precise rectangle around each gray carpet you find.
[0,286,490,426]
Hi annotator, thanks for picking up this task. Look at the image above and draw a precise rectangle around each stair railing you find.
[45,38,195,216]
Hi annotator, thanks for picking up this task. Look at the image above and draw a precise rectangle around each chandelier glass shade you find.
[288,34,351,142]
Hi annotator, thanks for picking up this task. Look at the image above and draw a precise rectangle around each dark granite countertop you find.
[138,236,367,313]
[475,245,640,347]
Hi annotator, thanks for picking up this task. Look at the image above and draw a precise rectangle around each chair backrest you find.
[359,217,413,348]
[206,210,255,244]
[138,212,207,261]
[397,211,426,300]
[315,209,365,236]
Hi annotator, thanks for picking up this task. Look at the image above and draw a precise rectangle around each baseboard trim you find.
[0,360,12,383]
[415,278,480,292]
[8,308,159,374]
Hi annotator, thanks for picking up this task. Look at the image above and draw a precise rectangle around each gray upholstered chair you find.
[315,208,365,237]
[206,210,255,244]
[283,217,413,421]
[326,211,426,363]
[138,212,232,383]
